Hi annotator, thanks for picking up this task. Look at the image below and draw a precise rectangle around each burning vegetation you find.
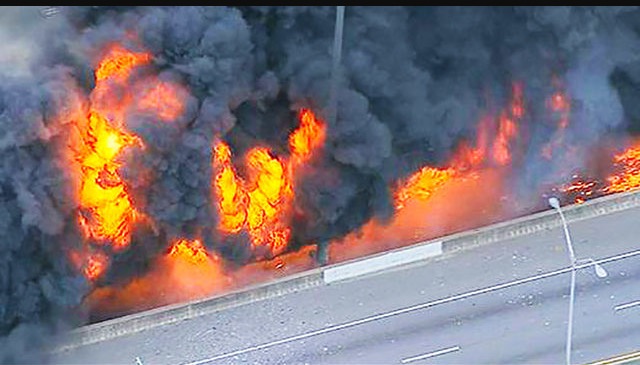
[5,6,640,361]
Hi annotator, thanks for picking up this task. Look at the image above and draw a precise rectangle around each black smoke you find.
[3,5,640,362]
[0,68,89,361]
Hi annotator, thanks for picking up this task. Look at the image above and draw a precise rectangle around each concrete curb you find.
[54,269,324,352]
[441,190,640,255]
[53,190,640,352]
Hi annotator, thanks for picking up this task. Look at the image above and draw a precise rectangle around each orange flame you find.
[290,108,326,162]
[95,45,151,83]
[212,109,325,258]
[75,45,151,252]
[605,146,640,193]
[492,83,522,165]
[396,84,524,211]
[73,43,184,281]
[394,166,456,210]
[87,238,230,317]
[245,147,293,255]
[213,142,248,234]
[542,89,571,159]
[168,239,211,266]
[492,114,518,165]
[164,239,227,295]
[137,80,185,121]
[561,175,598,204]
[85,253,109,281]
[213,143,292,257]
[76,111,140,250]
[69,250,109,282]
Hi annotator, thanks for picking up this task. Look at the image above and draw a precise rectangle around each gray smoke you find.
[0,68,88,361]
[3,6,640,361]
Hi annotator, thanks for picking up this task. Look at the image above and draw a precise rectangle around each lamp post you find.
[548,197,608,365]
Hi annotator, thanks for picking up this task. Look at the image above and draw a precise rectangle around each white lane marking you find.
[401,345,461,364]
[614,300,640,311]
[323,242,443,284]
[181,248,640,365]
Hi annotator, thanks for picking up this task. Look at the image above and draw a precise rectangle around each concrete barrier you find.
[54,269,324,352]
[441,190,640,254]
[53,189,640,352]
[323,241,443,283]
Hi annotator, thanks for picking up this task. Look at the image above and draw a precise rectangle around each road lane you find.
[219,255,640,364]
[52,206,640,364]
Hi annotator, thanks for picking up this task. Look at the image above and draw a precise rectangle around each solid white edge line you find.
[614,300,640,311]
[181,248,640,365]
[401,345,461,364]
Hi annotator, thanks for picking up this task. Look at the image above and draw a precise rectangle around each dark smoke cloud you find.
[4,5,640,361]
[0,67,88,361]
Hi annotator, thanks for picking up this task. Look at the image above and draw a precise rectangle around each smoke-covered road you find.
[52,205,640,364]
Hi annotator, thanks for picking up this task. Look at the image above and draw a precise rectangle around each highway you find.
[52,205,640,364]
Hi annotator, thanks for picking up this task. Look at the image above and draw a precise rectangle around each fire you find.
[395,167,456,210]
[137,80,185,121]
[69,250,109,282]
[88,239,230,318]
[395,84,524,211]
[72,42,185,281]
[542,86,571,159]
[76,111,140,249]
[168,239,211,266]
[75,46,151,251]
[290,108,326,162]
[212,109,326,258]
[492,83,523,165]
[95,45,151,83]
[561,175,598,204]
[213,143,292,257]
[245,147,293,255]
[453,118,490,170]
[213,142,249,234]
[492,114,518,165]
[605,145,640,193]
[84,253,109,282]
[164,239,227,295]
[550,92,570,114]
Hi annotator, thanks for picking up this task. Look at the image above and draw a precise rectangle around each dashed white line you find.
[614,300,640,311]
[401,345,461,363]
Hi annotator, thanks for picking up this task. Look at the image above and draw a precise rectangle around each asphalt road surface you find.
[52,206,640,364]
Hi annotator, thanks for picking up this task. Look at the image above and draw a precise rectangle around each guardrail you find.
[53,189,640,352]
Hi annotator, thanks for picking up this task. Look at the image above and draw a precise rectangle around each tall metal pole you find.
[316,6,345,266]
[558,207,577,365]
[549,198,577,365]
[328,6,345,127]
[549,196,608,364]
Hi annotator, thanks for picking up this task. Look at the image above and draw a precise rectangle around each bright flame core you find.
[606,146,640,193]
[212,109,326,258]
[73,42,185,282]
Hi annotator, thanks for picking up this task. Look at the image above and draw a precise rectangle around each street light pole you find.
[548,197,607,365]
[549,197,576,365]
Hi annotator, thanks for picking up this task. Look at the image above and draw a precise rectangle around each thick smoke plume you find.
[2,6,640,361]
